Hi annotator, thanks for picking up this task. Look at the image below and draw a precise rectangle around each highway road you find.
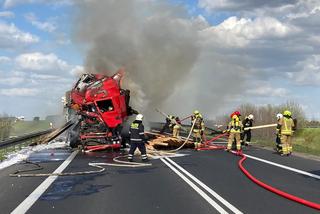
[0,135,319,213]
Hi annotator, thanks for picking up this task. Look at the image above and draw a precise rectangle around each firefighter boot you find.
[236,149,243,156]
[288,145,293,155]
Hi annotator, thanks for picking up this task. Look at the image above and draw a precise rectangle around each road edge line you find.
[244,154,320,180]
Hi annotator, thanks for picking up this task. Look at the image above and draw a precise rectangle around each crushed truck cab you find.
[67,69,135,151]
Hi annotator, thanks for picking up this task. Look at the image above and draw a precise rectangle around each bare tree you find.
[213,101,306,141]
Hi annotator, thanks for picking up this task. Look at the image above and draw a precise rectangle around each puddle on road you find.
[27,148,71,163]
[40,174,110,201]
[39,148,190,201]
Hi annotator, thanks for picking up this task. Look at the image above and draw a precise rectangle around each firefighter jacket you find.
[227,120,243,133]
[192,115,205,132]
[129,120,145,143]
[243,118,253,129]
[166,115,175,128]
[277,116,294,136]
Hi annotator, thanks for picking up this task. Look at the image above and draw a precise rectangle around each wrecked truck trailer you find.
[67,69,137,151]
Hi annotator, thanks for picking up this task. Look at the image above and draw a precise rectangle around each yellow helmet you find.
[193,110,200,115]
[283,110,292,117]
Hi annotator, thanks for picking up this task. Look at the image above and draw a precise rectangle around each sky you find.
[0,0,319,120]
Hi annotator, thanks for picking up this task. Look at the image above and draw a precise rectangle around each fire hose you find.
[10,117,319,211]
[229,151,320,210]
[195,130,320,210]
[166,119,196,152]
[10,154,152,177]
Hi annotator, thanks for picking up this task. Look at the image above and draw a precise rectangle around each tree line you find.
[212,101,307,140]
[0,114,15,141]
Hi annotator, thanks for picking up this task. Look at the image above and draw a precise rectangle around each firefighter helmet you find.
[283,110,292,117]
[230,111,241,118]
[194,110,200,115]
[248,114,254,120]
[234,111,241,116]
[136,114,144,121]
[276,113,283,120]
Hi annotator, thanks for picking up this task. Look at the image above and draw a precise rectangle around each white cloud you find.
[200,16,297,47]
[25,13,57,32]
[0,56,11,63]
[0,88,39,96]
[288,55,320,85]
[0,77,24,85]
[15,52,69,73]
[0,11,15,18]
[3,0,72,8]
[247,85,289,97]
[198,0,299,12]
[70,65,84,76]
[0,21,39,49]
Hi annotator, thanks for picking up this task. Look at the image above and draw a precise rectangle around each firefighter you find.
[191,110,205,149]
[277,110,295,156]
[241,114,254,146]
[160,115,175,134]
[275,113,283,153]
[226,114,243,154]
[172,116,181,138]
[128,114,148,162]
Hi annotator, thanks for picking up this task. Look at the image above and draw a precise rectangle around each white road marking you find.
[244,154,320,180]
[11,150,79,214]
[165,157,243,214]
[160,158,228,214]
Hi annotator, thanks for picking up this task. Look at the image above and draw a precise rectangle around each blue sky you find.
[0,0,320,120]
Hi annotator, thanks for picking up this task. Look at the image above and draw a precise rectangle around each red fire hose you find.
[206,133,228,145]
[180,115,192,122]
[196,133,228,151]
[238,154,320,210]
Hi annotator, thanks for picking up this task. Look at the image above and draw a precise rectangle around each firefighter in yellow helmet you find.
[226,114,243,154]
[277,110,295,156]
[191,110,205,149]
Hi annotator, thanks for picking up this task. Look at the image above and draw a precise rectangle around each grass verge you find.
[11,120,51,137]
[254,128,320,156]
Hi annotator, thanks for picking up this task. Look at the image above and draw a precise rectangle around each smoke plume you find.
[73,0,247,120]
[74,0,200,113]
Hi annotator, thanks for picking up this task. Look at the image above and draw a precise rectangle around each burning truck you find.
[66,69,137,151]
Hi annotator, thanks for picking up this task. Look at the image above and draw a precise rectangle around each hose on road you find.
[230,151,320,210]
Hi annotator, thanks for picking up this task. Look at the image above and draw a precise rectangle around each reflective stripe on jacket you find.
[129,120,145,143]
[228,120,243,133]
[279,117,294,136]
[192,115,205,131]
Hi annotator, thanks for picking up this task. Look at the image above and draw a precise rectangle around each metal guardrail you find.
[0,129,53,149]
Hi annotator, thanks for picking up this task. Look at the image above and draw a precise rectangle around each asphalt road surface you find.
[0,138,319,213]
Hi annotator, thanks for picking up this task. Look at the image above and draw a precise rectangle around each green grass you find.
[254,128,320,156]
[11,120,51,137]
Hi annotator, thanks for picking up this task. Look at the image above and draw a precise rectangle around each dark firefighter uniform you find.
[128,119,148,161]
[275,113,283,152]
[241,115,253,146]
[160,115,175,134]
